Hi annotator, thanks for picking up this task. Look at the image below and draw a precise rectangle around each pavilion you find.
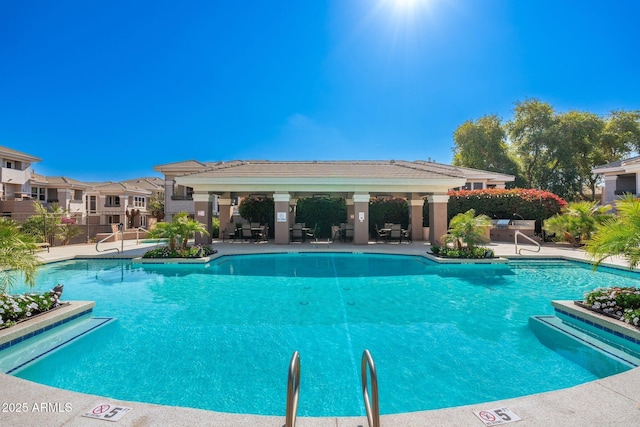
[154,159,514,245]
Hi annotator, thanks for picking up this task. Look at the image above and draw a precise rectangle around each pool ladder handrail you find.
[95,231,122,254]
[361,349,380,427]
[514,230,541,255]
[285,351,300,427]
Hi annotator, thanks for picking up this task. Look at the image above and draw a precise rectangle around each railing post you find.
[361,349,380,427]
[285,351,300,427]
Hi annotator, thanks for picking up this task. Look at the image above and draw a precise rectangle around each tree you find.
[452,115,520,180]
[0,218,39,292]
[554,111,604,200]
[585,195,640,268]
[507,99,560,191]
[543,201,612,246]
[148,194,165,221]
[443,209,491,250]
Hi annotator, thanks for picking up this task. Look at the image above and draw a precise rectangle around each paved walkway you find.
[1,239,639,426]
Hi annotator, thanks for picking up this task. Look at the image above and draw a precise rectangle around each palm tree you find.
[148,212,209,250]
[0,218,39,292]
[544,201,612,246]
[172,213,209,250]
[443,209,491,250]
[585,195,640,268]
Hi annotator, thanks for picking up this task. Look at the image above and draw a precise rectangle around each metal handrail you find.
[136,227,150,245]
[361,349,380,427]
[514,230,541,255]
[95,231,121,254]
[285,351,300,427]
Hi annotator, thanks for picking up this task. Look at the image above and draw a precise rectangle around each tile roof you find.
[183,160,468,180]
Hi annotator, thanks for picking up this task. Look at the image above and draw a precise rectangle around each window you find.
[87,196,97,213]
[31,187,46,201]
[473,182,483,190]
[134,196,146,207]
[107,215,121,224]
[186,187,194,198]
[106,196,120,207]
[5,161,12,169]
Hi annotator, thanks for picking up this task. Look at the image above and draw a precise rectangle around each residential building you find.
[0,146,41,219]
[592,156,640,205]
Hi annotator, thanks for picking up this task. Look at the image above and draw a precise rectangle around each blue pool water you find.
[7,254,639,416]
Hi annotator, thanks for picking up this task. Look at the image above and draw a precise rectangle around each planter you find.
[422,227,430,242]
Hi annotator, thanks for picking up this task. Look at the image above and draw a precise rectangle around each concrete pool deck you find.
[1,239,639,426]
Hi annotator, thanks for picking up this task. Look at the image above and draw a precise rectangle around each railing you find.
[95,230,122,254]
[135,227,150,245]
[285,351,300,427]
[514,230,541,255]
[361,349,380,427]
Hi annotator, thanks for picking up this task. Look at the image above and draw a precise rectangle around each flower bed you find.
[430,245,495,259]
[579,286,640,328]
[142,245,217,259]
[0,285,63,329]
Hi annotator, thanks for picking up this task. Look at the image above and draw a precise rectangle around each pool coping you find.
[2,243,639,426]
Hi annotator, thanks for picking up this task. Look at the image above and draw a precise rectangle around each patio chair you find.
[291,223,304,242]
[388,224,402,243]
[306,223,318,241]
[402,224,412,243]
[240,223,253,242]
[375,224,388,243]
[222,223,237,242]
[331,225,342,242]
[343,224,354,242]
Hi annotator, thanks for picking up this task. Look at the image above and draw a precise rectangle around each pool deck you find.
[2,239,639,426]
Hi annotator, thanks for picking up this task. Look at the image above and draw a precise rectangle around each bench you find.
[35,242,50,252]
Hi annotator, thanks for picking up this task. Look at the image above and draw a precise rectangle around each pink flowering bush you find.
[0,288,62,328]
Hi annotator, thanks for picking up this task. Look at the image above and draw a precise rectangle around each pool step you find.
[0,316,114,374]
[529,315,640,370]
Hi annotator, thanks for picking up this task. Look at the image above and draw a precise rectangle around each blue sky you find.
[1,0,639,182]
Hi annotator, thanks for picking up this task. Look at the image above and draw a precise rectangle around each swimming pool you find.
[5,253,638,416]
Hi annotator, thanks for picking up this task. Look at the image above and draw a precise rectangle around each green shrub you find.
[296,197,346,238]
[369,198,409,236]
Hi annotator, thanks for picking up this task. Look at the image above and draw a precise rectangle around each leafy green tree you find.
[148,194,165,220]
[507,99,560,191]
[556,111,605,200]
[0,218,39,292]
[443,209,491,250]
[586,195,640,268]
[21,201,79,244]
[543,201,612,246]
[452,114,520,181]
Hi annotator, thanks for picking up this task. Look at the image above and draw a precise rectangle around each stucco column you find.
[604,176,617,205]
[352,193,370,245]
[218,198,233,234]
[193,193,214,245]
[274,193,291,245]
[409,198,424,241]
[427,194,449,245]
[346,197,355,225]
